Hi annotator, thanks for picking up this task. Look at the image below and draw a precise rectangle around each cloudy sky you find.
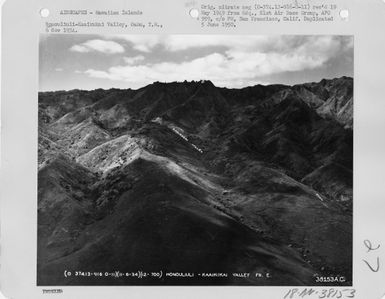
[39,34,353,91]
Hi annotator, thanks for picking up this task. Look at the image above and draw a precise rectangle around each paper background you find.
[1,0,385,298]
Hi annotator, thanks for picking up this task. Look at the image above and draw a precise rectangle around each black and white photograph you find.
[37,34,353,286]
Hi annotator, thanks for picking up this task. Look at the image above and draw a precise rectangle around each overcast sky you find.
[39,34,353,91]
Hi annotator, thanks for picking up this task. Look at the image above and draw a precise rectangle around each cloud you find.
[82,51,316,88]
[55,68,63,72]
[111,35,267,53]
[81,35,352,88]
[165,35,271,52]
[110,35,353,54]
[123,55,145,65]
[70,39,125,54]
[111,35,160,52]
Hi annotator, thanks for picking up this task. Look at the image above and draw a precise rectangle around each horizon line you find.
[38,75,353,93]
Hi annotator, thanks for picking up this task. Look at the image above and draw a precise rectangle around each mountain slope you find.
[37,77,353,286]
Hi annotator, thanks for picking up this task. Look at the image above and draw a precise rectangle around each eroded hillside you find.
[38,77,353,285]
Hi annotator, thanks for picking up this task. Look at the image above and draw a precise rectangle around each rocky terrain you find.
[37,77,353,286]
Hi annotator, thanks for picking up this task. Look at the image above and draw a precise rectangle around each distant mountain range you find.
[38,77,353,286]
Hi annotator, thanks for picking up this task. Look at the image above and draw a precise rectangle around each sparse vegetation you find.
[38,78,353,286]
